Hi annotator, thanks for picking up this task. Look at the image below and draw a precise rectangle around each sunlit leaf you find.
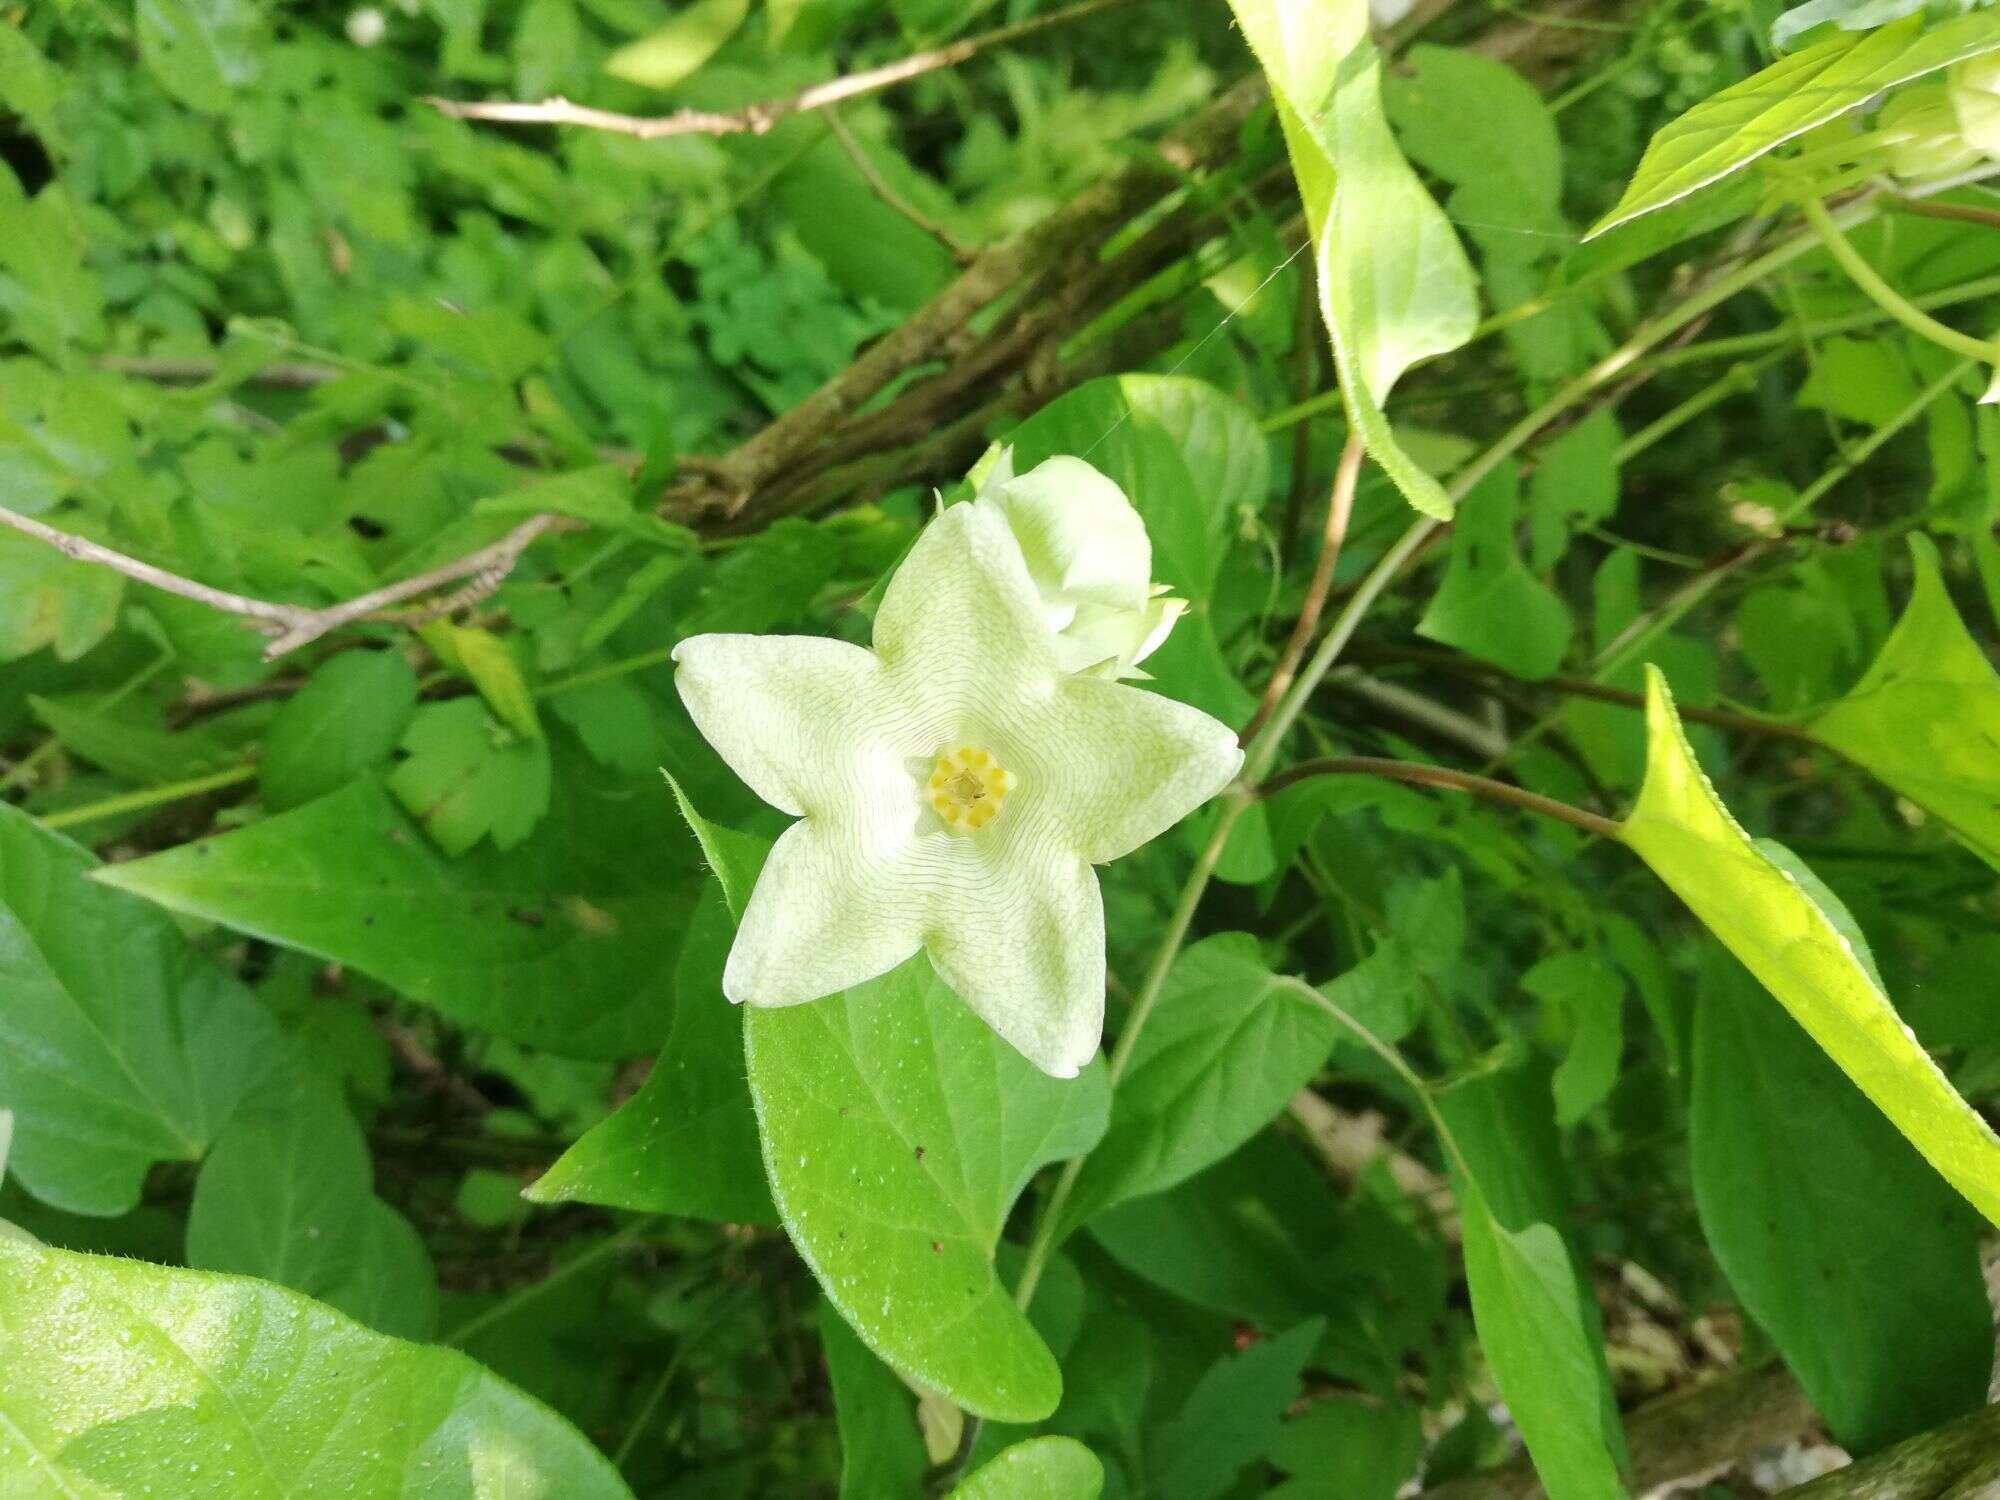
[747,953,1110,1421]
[1589,10,2000,237]
[1619,666,2000,1226]
[950,1436,1104,1499]
[0,1237,630,1495]
[1228,0,1478,517]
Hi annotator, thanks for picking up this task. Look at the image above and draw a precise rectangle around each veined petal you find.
[1036,675,1243,864]
[726,818,925,1006]
[925,846,1105,1078]
[873,501,1060,708]
[977,456,1154,615]
[673,633,888,818]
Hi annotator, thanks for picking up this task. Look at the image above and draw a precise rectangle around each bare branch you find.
[427,0,1148,140]
[0,504,567,662]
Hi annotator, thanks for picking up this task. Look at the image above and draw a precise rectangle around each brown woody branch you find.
[426,0,1147,140]
[1422,1361,1820,1499]
[1783,1401,2000,1499]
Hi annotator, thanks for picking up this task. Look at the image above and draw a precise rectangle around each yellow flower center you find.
[927,745,1013,831]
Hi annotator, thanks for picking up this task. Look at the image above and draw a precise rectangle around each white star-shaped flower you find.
[672,498,1243,1077]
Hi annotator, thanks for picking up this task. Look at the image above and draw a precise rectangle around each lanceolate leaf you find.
[0,805,285,1216]
[1690,953,1988,1453]
[93,749,705,1058]
[1455,1180,1627,1499]
[1806,535,2000,872]
[1589,9,2000,237]
[746,954,1111,1422]
[1227,0,1479,518]
[1619,666,2000,1227]
[0,1237,631,1496]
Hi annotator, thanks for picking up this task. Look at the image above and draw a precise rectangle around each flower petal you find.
[1036,675,1244,864]
[873,501,1059,704]
[925,846,1105,1078]
[726,818,925,1006]
[978,457,1153,614]
[673,633,888,818]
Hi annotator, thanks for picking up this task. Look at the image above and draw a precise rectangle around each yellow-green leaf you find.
[1619,666,2000,1227]
[1806,535,2000,872]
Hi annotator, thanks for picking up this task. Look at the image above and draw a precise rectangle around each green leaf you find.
[476,463,690,547]
[1690,953,1988,1453]
[1149,1319,1324,1500]
[92,766,702,1058]
[1527,411,1619,570]
[1455,1179,1626,1499]
[1268,1397,1422,1500]
[1228,0,1478,518]
[1522,953,1626,1127]
[0,1237,631,1496]
[528,881,777,1221]
[950,1436,1105,1499]
[28,693,237,784]
[603,0,748,87]
[0,528,123,662]
[821,1300,929,1500]
[0,806,284,1215]
[319,1200,441,1342]
[387,697,552,855]
[1065,934,1340,1230]
[136,0,262,112]
[1588,9,2000,237]
[1417,463,1574,679]
[432,624,542,741]
[1807,535,2000,872]
[1619,665,2000,1227]
[185,1063,375,1299]
[746,953,1110,1421]
[260,649,420,811]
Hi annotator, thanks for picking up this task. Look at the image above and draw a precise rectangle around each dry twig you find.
[0,505,566,661]
[427,0,1146,140]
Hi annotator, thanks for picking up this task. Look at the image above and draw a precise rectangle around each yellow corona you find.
[927,745,1014,831]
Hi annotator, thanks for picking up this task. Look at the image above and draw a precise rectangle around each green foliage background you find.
[7,0,2000,1495]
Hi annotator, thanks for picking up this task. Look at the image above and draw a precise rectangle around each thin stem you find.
[1011,791,1244,1310]
[1260,755,1622,840]
[445,1216,661,1348]
[1888,194,2000,231]
[428,0,1147,139]
[1615,352,1784,464]
[1244,516,1439,782]
[1277,976,1474,1185]
[1646,271,2000,371]
[1241,432,1365,746]
[39,765,256,831]
[1798,193,2000,369]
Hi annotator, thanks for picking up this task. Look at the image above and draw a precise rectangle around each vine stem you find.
[1798,192,2000,377]
[1260,755,1621,839]
[41,765,256,832]
[1278,977,1474,1185]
